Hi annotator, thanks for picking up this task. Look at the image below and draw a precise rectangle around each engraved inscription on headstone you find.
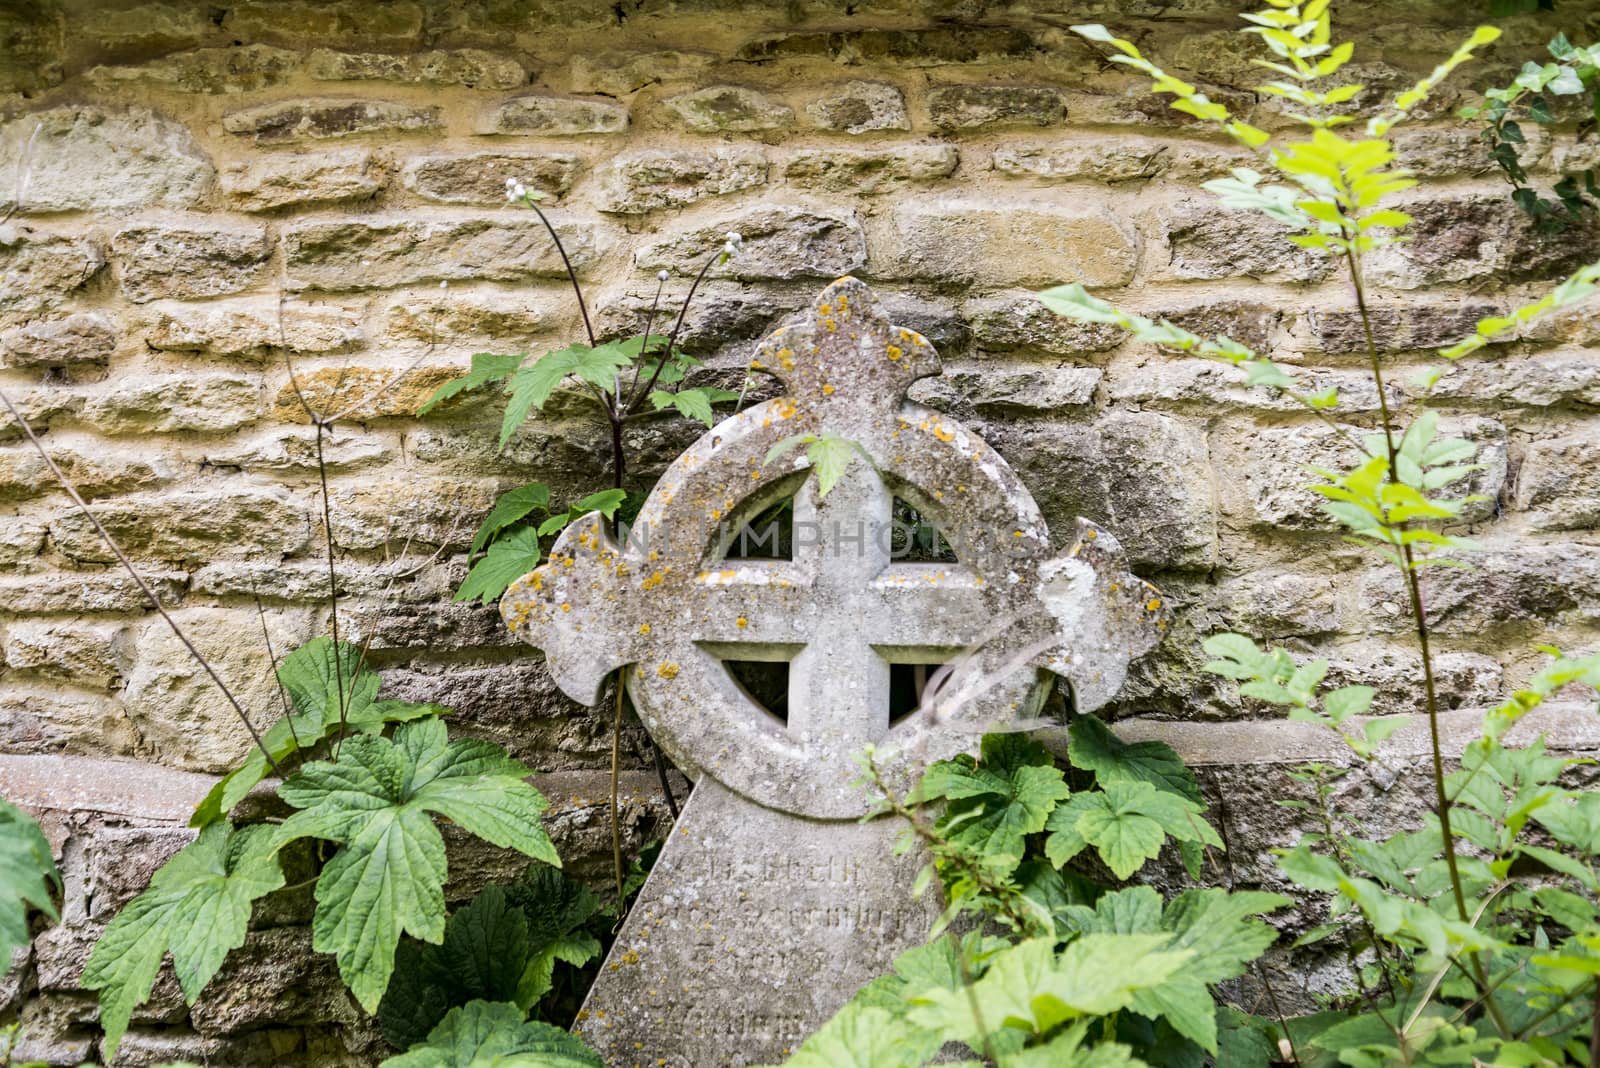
[502,277,1166,1066]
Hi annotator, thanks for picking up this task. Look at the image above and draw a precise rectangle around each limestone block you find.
[911,364,1102,414]
[477,94,628,135]
[874,198,1138,287]
[781,144,956,195]
[83,45,300,95]
[0,388,82,444]
[122,606,315,770]
[220,148,385,211]
[48,486,311,564]
[804,80,910,133]
[403,151,582,204]
[88,828,192,919]
[199,428,393,474]
[663,85,794,132]
[80,373,261,434]
[190,928,361,1034]
[1106,360,1388,415]
[1423,352,1600,407]
[383,292,548,342]
[1367,195,1600,289]
[0,3,62,94]
[1516,431,1600,532]
[1322,641,1505,717]
[113,224,272,303]
[0,227,105,316]
[283,215,614,290]
[1302,301,1498,354]
[0,312,116,369]
[188,557,441,602]
[267,365,459,421]
[0,570,186,614]
[0,106,213,213]
[635,206,865,280]
[1212,568,1342,638]
[1163,204,1334,282]
[569,49,715,96]
[2,620,128,688]
[964,292,1126,355]
[736,26,1036,66]
[144,299,365,361]
[225,0,426,49]
[595,147,767,214]
[326,477,500,551]
[306,47,525,89]
[223,98,442,143]
[928,85,1067,130]
[0,687,141,758]
[0,443,165,501]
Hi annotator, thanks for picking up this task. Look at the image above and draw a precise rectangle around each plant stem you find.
[625,248,721,416]
[1345,248,1512,1039]
[1590,981,1600,1067]
[0,388,281,777]
[524,198,596,349]
[313,420,350,753]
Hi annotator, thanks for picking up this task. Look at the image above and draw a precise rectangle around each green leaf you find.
[0,800,60,969]
[648,387,734,428]
[1067,716,1202,803]
[193,638,432,828]
[499,344,631,449]
[503,863,603,1009]
[418,353,522,416]
[380,999,603,1068]
[571,489,627,518]
[279,719,558,1011]
[469,484,550,557]
[1323,685,1374,722]
[1070,791,1168,880]
[83,823,286,1060]
[809,433,862,498]
[920,737,1070,869]
[377,884,532,1050]
[456,527,543,606]
[767,1002,939,1068]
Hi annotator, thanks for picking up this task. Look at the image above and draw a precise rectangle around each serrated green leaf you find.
[1067,716,1202,803]
[0,800,59,971]
[83,823,285,1060]
[764,1002,939,1068]
[469,484,550,557]
[418,353,523,416]
[499,344,631,449]
[380,999,603,1068]
[455,527,542,606]
[280,719,557,1011]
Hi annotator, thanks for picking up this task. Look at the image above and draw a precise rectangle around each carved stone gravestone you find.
[501,277,1166,1067]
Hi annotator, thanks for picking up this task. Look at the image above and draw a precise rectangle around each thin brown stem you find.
[0,388,281,776]
[313,422,350,753]
[524,198,596,349]
[253,592,302,754]
[625,248,721,416]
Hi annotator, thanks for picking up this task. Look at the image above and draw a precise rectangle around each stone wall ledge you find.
[0,752,661,824]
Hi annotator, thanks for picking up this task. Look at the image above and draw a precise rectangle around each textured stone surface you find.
[782,144,956,194]
[220,148,384,210]
[664,85,794,133]
[2,621,129,689]
[1516,431,1600,532]
[403,151,581,204]
[477,94,627,135]
[569,49,715,95]
[283,216,613,290]
[306,47,525,88]
[80,374,261,434]
[928,85,1067,130]
[736,27,1037,66]
[223,98,442,142]
[0,442,165,501]
[0,106,214,213]
[875,199,1139,287]
[1369,195,1600,289]
[49,486,310,564]
[596,147,767,214]
[0,313,116,369]
[964,292,1126,355]
[144,300,365,360]
[113,224,272,302]
[83,44,300,94]
[1165,205,1334,281]
[0,227,105,316]
[636,206,866,280]
[804,80,909,133]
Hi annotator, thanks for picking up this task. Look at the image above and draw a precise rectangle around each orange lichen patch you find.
[749,358,765,370]
[821,383,834,395]
[886,344,903,362]
[750,469,763,479]
[1086,528,1098,540]
[641,570,666,591]
[1146,597,1163,612]
[736,616,748,628]
[932,424,954,442]
[561,557,574,568]
[657,662,680,679]
[776,347,795,371]
[718,568,738,579]
[639,622,652,635]
[774,398,798,420]
[560,602,572,612]
[819,303,832,315]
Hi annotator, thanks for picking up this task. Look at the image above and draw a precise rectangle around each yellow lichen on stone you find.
[657,662,679,678]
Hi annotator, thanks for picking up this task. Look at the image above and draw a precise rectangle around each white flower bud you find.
[722,240,738,256]
[439,280,449,289]
[725,231,743,245]
[656,269,670,282]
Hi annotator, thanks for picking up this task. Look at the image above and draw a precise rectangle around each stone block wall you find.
[2,0,1600,1061]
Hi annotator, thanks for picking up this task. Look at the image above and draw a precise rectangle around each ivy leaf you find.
[1067,716,1202,803]
[192,638,438,828]
[499,344,632,449]
[469,484,550,556]
[418,353,523,416]
[0,800,60,969]
[456,527,543,606]
[279,719,558,1011]
[82,823,285,1060]
[380,999,603,1068]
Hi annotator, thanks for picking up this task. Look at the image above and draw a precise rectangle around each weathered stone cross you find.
[502,277,1166,1066]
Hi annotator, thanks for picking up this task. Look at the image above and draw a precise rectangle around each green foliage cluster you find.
[770,730,1287,1067]
[74,638,573,1063]
[1462,33,1600,233]
[0,801,60,976]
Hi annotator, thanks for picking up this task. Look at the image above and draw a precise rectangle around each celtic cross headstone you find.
[502,277,1166,1067]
